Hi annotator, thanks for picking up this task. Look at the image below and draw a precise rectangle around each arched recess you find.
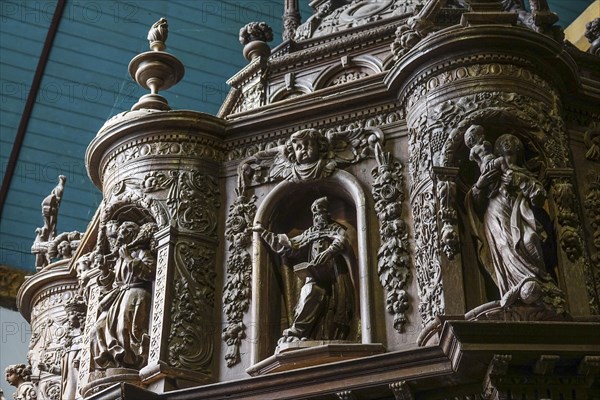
[249,170,372,365]
[437,108,557,310]
[313,55,383,90]
[270,81,312,103]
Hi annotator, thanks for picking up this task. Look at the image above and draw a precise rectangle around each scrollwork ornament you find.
[371,141,411,332]
[408,114,444,327]
[222,190,257,367]
[168,279,213,373]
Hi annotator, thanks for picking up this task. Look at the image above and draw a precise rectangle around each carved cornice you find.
[386,25,580,106]
[86,110,226,190]
[16,259,77,322]
[225,105,403,162]
[268,21,399,75]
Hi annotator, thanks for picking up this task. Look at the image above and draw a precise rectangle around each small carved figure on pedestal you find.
[465,128,567,320]
[5,364,36,400]
[91,221,157,370]
[254,197,355,349]
[61,296,86,400]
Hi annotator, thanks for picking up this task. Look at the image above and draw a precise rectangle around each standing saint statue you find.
[465,130,566,315]
[91,220,157,370]
[254,197,355,344]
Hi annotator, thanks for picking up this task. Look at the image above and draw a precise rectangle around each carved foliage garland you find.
[551,179,584,263]
[371,142,411,332]
[584,174,600,314]
[222,191,257,367]
[408,114,444,327]
[168,241,216,372]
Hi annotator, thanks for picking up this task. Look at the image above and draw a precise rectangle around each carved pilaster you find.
[583,173,600,315]
[433,167,465,315]
[548,169,597,315]
[407,114,445,327]
[141,226,216,390]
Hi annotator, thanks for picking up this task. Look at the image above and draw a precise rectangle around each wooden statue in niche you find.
[254,196,355,347]
[90,220,158,370]
[464,126,567,319]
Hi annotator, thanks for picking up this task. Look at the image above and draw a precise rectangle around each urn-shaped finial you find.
[239,22,273,61]
[128,18,184,111]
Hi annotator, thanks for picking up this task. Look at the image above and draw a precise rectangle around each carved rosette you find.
[222,192,257,367]
[371,142,411,332]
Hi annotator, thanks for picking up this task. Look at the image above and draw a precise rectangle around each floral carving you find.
[222,191,256,367]
[551,179,584,262]
[168,240,216,374]
[584,174,600,314]
[408,114,444,327]
[371,141,411,332]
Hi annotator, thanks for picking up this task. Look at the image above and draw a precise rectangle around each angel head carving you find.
[285,129,330,165]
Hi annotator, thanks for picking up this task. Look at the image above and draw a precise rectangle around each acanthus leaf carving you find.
[408,114,444,327]
[168,241,216,373]
[371,140,411,332]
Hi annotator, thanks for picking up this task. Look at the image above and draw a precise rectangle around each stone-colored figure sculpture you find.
[32,175,67,270]
[5,364,36,400]
[465,130,565,315]
[91,221,157,370]
[254,197,354,344]
[61,296,86,400]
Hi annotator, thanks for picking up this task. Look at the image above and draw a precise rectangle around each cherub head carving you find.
[285,129,329,165]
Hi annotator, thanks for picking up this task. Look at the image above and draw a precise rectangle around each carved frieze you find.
[103,135,224,185]
[294,0,425,40]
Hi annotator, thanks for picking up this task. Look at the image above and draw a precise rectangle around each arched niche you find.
[440,112,557,311]
[249,170,373,365]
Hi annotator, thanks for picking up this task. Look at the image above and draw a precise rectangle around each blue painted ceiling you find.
[0,0,595,271]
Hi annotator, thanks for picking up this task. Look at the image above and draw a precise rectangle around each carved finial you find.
[128,18,184,110]
[148,17,168,51]
[239,22,273,61]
